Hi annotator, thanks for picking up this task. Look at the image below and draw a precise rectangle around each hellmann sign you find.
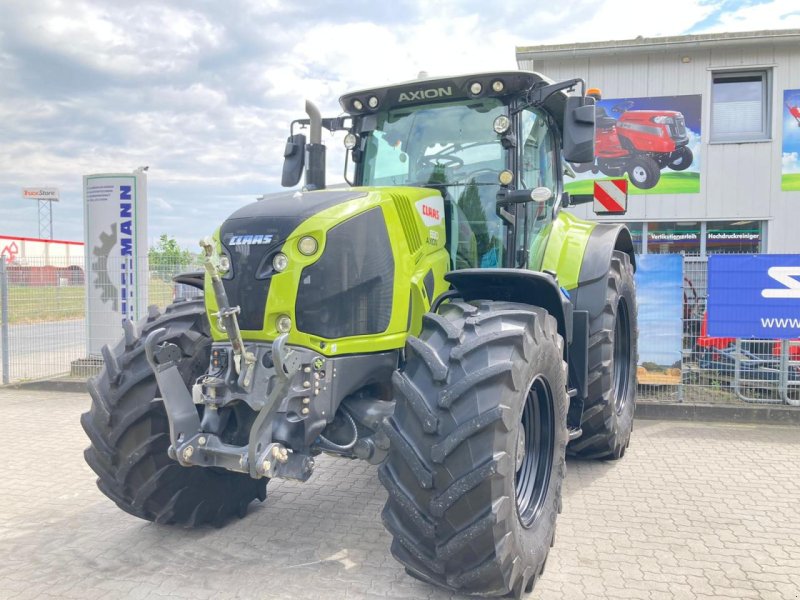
[708,255,800,338]
[22,187,59,201]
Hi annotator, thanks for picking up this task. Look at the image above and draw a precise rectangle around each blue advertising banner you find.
[635,254,683,372]
[707,255,800,339]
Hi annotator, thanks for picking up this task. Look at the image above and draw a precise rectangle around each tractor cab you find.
[283,71,597,272]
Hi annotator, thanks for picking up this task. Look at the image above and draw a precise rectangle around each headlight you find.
[343,133,357,149]
[276,315,292,333]
[493,115,511,134]
[218,254,231,273]
[272,253,289,272]
[297,236,318,256]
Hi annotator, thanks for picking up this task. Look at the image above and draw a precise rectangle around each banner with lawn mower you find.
[782,88,800,192]
[565,94,702,194]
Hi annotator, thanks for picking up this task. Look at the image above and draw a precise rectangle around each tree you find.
[149,234,194,279]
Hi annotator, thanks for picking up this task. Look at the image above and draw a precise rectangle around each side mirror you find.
[562,96,596,164]
[281,133,306,188]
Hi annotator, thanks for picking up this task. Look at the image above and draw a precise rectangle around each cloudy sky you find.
[1,0,799,248]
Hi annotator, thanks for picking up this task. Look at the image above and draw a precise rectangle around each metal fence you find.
[640,256,800,407]
[1,253,798,411]
[0,256,200,384]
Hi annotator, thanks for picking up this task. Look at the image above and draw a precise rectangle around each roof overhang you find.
[517,29,800,62]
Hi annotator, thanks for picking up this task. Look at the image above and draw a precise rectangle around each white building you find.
[517,29,800,256]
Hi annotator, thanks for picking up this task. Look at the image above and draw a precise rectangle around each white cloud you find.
[782,152,800,174]
[0,0,797,245]
[699,0,800,32]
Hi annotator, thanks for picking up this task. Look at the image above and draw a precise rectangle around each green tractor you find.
[82,71,637,597]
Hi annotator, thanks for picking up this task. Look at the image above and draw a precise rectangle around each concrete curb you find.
[636,401,800,424]
[3,378,88,393]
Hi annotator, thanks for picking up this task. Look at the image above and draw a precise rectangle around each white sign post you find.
[83,172,148,355]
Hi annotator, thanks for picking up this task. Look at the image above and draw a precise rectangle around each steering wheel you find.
[418,154,464,171]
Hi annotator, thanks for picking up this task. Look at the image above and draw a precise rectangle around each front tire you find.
[569,251,637,460]
[626,156,661,189]
[379,301,568,597]
[668,145,693,171]
[81,299,266,527]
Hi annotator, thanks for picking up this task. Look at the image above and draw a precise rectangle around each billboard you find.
[708,255,800,339]
[565,94,702,195]
[782,89,800,192]
[83,172,148,355]
[635,254,683,385]
[22,188,60,202]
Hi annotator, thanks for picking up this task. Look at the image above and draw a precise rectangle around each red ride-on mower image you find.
[787,95,800,126]
[571,90,693,189]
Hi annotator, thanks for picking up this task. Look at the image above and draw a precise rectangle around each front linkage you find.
[144,239,393,482]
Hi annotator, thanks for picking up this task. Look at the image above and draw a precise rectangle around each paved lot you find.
[1,389,799,600]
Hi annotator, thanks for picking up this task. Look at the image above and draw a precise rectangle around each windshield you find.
[361,99,508,268]
[361,98,506,187]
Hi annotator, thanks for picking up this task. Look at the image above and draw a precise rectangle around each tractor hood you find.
[206,186,450,356]
[217,189,367,331]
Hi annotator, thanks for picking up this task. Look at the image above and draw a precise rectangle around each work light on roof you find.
[343,133,357,149]
[492,80,505,93]
[368,96,379,108]
[469,81,483,95]
[353,99,364,111]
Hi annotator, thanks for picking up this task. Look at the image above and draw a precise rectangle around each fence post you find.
[1,260,9,385]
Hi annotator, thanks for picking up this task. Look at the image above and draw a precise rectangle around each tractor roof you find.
[339,71,570,124]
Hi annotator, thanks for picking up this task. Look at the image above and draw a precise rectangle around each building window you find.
[710,69,771,143]
[647,221,701,255]
[706,220,762,254]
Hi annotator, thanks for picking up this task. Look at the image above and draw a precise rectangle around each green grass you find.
[4,278,182,324]
[7,286,85,323]
[565,171,700,195]
[781,174,800,191]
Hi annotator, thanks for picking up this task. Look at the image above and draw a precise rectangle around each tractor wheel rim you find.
[515,375,555,529]
[632,166,647,182]
[613,298,632,414]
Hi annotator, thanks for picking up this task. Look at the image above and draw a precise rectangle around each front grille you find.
[295,207,394,339]
[669,117,687,139]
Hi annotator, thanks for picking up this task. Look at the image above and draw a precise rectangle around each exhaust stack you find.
[305,100,326,190]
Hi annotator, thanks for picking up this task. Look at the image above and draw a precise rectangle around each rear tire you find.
[81,299,266,527]
[569,251,637,460]
[379,300,568,597]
